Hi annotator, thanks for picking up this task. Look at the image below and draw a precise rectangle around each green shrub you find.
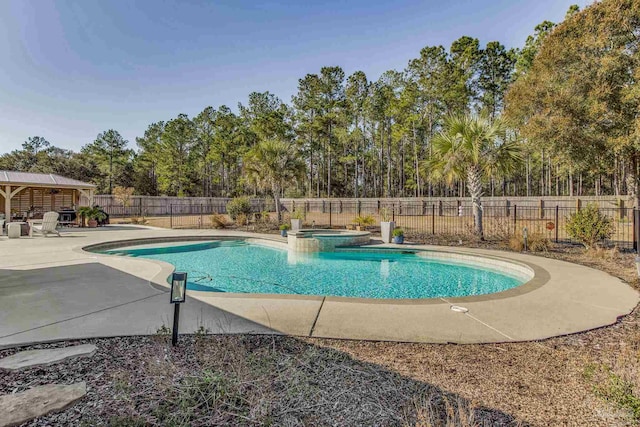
[353,214,375,226]
[392,227,404,237]
[226,196,252,221]
[565,204,613,249]
[279,224,290,230]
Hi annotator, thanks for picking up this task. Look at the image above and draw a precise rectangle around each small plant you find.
[210,214,227,229]
[84,207,107,226]
[392,227,404,244]
[379,207,392,222]
[392,228,404,237]
[194,325,210,337]
[291,207,306,220]
[77,206,92,227]
[235,213,248,227]
[508,232,550,252]
[279,224,290,230]
[226,196,252,221]
[528,233,551,252]
[353,214,375,227]
[508,235,524,252]
[130,217,148,225]
[155,324,170,336]
[565,204,614,249]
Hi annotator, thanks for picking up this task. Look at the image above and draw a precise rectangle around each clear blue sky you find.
[0,0,589,153]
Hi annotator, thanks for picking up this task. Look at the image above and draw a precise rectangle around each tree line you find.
[1,0,637,206]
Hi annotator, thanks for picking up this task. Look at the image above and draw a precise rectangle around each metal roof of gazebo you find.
[0,171,96,221]
[0,170,95,189]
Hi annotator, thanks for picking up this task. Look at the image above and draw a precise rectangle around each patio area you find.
[0,226,637,348]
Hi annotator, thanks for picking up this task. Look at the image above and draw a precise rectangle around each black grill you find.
[57,208,77,226]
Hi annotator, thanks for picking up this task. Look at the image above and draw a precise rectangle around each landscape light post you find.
[170,272,187,346]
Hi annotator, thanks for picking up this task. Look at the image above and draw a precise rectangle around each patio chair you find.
[29,211,60,237]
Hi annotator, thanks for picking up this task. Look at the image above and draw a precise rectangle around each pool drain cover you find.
[450,305,469,313]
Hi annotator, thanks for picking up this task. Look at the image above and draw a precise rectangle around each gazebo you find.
[0,170,95,223]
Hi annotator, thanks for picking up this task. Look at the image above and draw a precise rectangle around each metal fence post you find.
[513,204,517,234]
[555,205,559,243]
[431,204,435,234]
[392,205,395,222]
[329,201,332,227]
[634,208,639,252]
[200,204,203,229]
[170,204,173,229]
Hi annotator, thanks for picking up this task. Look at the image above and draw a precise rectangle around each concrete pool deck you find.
[0,225,637,348]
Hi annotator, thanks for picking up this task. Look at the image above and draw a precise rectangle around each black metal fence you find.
[101,200,639,250]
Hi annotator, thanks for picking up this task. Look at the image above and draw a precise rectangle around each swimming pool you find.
[99,240,532,299]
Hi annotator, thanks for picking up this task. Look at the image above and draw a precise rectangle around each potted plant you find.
[86,207,107,228]
[379,207,395,243]
[77,206,92,228]
[290,208,305,230]
[353,214,375,231]
[279,224,290,237]
[392,227,404,244]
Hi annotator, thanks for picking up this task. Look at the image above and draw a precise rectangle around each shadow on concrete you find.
[0,263,274,348]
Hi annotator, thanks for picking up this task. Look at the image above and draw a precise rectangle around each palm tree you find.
[428,114,522,238]
[244,138,306,222]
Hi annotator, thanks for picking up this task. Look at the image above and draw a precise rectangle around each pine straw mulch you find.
[1,241,639,426]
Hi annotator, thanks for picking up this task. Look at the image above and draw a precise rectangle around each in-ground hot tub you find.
[287,229,370,252]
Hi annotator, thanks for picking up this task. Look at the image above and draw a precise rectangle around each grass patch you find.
[586,364,640,422]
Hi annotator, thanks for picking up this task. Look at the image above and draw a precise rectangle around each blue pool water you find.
[102,241,529,299]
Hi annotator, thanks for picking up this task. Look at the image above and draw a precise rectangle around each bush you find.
[279,224,290,230]
[235,213,248,227]
[508,232,551,252]
[226,197,252,221]
[210,214,227,229]
[392,227,404,237]
[259,211,271,223]
[354,214,375,226]
[528,233,551,252]
[565,204,613,249]
[508,235,524,252]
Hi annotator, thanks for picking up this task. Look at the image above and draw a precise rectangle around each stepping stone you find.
[0,382,86,427]
[0,344,96,372]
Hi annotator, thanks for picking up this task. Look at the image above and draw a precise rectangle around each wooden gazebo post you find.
[0,185,27,223]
